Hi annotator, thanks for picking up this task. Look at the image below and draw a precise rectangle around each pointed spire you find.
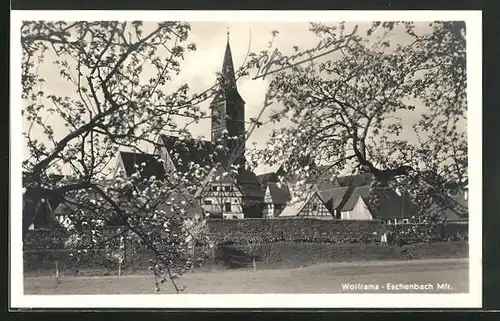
[222,29,237,89]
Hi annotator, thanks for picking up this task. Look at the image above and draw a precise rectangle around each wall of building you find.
[341,197,373,220]
[201,182,244,219]
[297,194,331,218]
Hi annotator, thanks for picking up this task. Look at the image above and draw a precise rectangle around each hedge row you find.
[24,241,469,276]
[23,219,469,251]
[205,219,468,245]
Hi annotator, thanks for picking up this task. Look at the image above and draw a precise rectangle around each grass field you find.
[24,241,469,277]
[24,258,468,294]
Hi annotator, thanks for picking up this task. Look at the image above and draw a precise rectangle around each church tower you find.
[211,31,246,168]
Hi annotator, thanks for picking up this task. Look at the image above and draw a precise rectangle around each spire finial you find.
[227,27,230,43]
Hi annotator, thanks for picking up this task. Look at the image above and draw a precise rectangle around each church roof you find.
[160,134,263,199]
[212,37,245,104]
[118,151,166,180]
[159,134,227,172]
[222,38,237,89]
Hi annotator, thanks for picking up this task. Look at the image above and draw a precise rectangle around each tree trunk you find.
[55,260,59,278]
[118,262,121,277]
[252,257,257,271]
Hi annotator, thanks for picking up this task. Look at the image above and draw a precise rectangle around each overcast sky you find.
[23,21,461,174]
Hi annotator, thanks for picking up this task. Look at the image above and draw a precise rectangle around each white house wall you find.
[341,197,373,220]
[201,182,244,218]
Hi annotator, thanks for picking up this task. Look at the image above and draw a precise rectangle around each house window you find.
[312,204,318,211]
[224,186,231,192]
[211,186,218,192]
[204,199,213,205]
[403,219,409,224]
[225,202,232,212]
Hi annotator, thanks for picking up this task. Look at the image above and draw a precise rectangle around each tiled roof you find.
[119,151,166,180]
[267,182,292,204]
[257,172,276,185]
[279,198,307,217]
[318,186,349,210]
[339,185,418,220]
[341,186,370,211]
[336,172,374,187]
[159,134,226,173]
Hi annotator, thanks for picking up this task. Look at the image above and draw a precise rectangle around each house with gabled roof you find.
[336,185,418,222]
[195,164,245,219]
[278,191,332,219]
[262,182,292,218]
[318,186,350,218]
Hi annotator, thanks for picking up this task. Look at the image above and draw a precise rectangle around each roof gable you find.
[319,186,350,212]
[297,193,331,217]
[279,191,328,217]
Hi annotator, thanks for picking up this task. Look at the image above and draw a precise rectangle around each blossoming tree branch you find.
[248,21,467,218]
[21,20,251,292]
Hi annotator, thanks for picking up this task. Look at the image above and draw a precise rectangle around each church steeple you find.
[211,30,246,168]
[222,29,237,89]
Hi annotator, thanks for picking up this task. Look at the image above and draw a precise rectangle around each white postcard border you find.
[10,10,482,309]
